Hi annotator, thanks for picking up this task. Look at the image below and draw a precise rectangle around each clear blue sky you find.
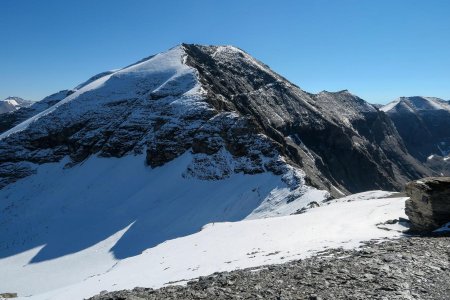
[1,0,449,103]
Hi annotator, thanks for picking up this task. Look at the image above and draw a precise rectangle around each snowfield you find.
[0,152,408,300]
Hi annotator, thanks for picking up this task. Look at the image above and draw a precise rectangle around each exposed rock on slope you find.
[183,44,430,193]
[382,96,450,175]
[405,177,450,232]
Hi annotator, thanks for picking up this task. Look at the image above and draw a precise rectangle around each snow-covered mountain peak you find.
[0,45,341,297]
[0,96,33,114]
[0,44,330,215]
[381,96,450,113]
[4,98,19,106]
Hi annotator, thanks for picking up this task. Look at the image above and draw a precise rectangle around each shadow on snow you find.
[0,153,284,263]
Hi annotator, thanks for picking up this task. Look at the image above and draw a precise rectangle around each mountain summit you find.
[0,96,33,114]
[0,45,433,194]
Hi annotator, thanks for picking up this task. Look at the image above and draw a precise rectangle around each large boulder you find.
[405,177,450,232]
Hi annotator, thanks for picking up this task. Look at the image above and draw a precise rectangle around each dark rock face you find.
[89,237,450,300]
[183,44,431,194]
[405,177,450,232]
[382,97,450,175]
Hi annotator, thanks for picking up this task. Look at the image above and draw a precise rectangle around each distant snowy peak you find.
[0,96,33,114]
[381,96,450,113]
[0,99,20,113]
[3,96,33,106]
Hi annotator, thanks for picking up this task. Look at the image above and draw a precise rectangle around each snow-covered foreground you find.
[0,167,408,300]
[0,150,327,298]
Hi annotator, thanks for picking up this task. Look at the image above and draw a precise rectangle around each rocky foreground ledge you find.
[89,236,449,300]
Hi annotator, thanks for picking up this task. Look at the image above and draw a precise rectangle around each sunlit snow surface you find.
[0,152,408,300]
[0,46,200,140]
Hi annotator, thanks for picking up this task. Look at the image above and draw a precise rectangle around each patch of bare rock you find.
[405,177,450,232]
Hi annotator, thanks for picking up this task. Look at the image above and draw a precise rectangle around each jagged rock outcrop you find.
[405,177,450,232]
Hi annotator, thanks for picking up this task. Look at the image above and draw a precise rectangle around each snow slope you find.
[0,46,198,140]
[0,187,408,299]
[0,150,329,297]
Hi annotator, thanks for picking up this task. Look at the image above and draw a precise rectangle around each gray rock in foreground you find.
[89,236,450,300]
[405,177,450,232]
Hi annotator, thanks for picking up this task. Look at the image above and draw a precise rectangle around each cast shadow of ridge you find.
[0,154,284,263]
